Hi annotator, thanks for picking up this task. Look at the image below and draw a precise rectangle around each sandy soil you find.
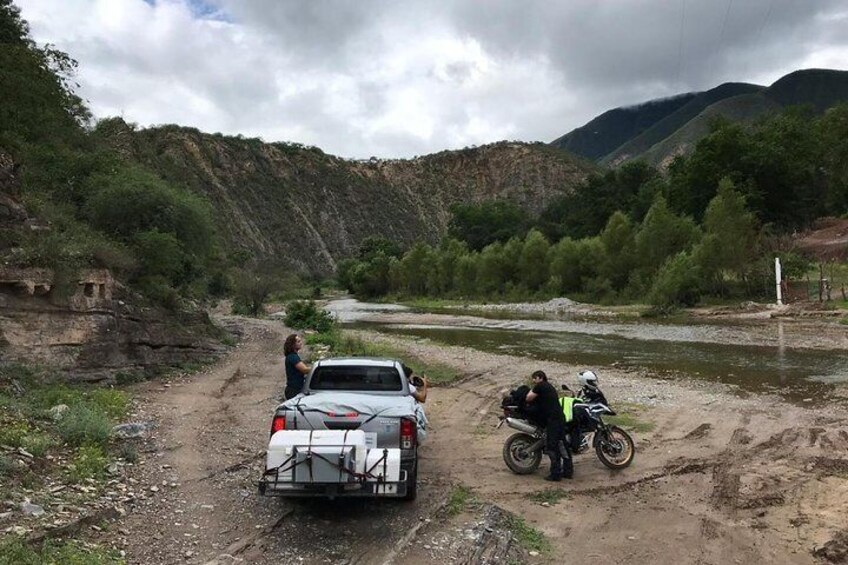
[98,313,848,564]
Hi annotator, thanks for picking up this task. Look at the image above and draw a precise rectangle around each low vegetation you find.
[529,488,571,505]
[446,485,474,517]
[307,327,459,385]
[0,363,135,529]
[0,537,124,565]
[606,402,655,433]
[507,515,551,554]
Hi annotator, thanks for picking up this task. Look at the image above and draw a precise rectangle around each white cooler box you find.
[266,430,400,484]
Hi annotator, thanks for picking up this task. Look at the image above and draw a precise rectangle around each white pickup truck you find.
[258,358,426,500]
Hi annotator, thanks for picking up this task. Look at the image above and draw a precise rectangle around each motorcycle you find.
[499,372,635,474]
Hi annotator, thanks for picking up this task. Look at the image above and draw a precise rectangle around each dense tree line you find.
[338,178,786,307]
[337,105,848,307]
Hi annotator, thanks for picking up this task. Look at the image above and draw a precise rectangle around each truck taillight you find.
[400,417,416,449]
[270,415,286,436]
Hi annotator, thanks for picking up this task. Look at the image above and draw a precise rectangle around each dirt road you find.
[103,315,848,564]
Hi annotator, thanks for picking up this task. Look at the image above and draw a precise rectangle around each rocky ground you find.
[3,307,847,564]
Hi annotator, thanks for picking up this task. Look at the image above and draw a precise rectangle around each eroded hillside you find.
[99,120,596,275]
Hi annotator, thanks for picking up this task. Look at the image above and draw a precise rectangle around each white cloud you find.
[15,0,848,158]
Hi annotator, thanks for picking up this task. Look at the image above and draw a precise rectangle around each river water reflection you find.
[325,299,848,402]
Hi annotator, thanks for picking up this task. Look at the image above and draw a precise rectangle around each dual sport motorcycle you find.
[499,371,635,474]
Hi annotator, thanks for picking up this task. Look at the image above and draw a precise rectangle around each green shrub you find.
[284,300,335,332]
[89,389,130,420]
[0,537,124,565]
[57,404,111,447]
[0,421,30,447]
[21,432,54,457]
[135,275,181,310]
[446,485,473,516]
[115,370,145,385]
[0,454,15,478]
[67,445,108,482]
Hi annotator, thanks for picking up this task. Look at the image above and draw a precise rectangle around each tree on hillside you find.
[817,103,848,215]
[537,161,659,240]
[667,118,751,221]
[447,200,529,251]
[0,0,90,147]
[357,235,403,262]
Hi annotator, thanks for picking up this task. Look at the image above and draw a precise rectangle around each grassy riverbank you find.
[306,327,460,385]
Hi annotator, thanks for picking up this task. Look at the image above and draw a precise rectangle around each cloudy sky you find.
[16,0,848,159]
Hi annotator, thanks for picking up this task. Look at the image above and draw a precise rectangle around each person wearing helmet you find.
[526,370,572,481]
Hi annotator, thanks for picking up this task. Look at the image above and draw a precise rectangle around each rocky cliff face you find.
[101,122,596,275]
[0,149,223,379]
[0,276,224,381]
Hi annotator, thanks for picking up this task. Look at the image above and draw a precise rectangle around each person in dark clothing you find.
[526,370,573,481]
[283,333,310,400]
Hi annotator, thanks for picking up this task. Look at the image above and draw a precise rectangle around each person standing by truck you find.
[284,333,310,399]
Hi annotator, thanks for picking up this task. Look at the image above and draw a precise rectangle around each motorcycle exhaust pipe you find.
[505,418,539,435]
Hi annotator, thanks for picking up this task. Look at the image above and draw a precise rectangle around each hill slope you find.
[600,82,764,166]
[553,68,848,168]
[101,122,596,275]
[550,93,696,161]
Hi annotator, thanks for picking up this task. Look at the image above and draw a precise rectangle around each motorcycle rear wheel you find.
[595,426,635,470]
[503,432,542,475]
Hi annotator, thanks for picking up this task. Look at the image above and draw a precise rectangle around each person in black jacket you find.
[525,370,572,480]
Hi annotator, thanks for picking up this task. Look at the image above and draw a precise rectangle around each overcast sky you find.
[16,0,848,159]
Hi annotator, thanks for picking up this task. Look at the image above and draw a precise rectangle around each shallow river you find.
[324,299,848,402]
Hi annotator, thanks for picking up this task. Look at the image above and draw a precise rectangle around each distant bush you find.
[231,269,280,316]
[284,300,335,332]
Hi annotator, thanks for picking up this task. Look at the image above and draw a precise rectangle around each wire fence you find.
[783,262,848,303]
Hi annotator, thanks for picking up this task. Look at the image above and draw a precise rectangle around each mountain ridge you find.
[553,68,848,168]
[99,120,597,275]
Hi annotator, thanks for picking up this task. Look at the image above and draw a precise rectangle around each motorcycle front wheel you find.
[595,426,635,470]
[503,432,542,475]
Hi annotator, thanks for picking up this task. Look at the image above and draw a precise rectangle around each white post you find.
[775,257,783,306]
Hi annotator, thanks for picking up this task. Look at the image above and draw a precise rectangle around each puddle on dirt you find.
[326,299,848,404]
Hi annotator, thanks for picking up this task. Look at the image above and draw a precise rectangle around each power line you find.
[756,0,776,47]
[712,0,735,81]
[676,0,687,86]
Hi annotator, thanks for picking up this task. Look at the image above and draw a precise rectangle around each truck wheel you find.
[403,461,418,501]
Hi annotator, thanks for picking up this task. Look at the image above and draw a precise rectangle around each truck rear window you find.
[309,366,403,392]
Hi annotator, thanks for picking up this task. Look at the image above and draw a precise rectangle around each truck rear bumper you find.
[258,470,409,498]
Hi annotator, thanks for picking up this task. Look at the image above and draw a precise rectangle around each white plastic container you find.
[363,448,401,483]
[266,430,368,482]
